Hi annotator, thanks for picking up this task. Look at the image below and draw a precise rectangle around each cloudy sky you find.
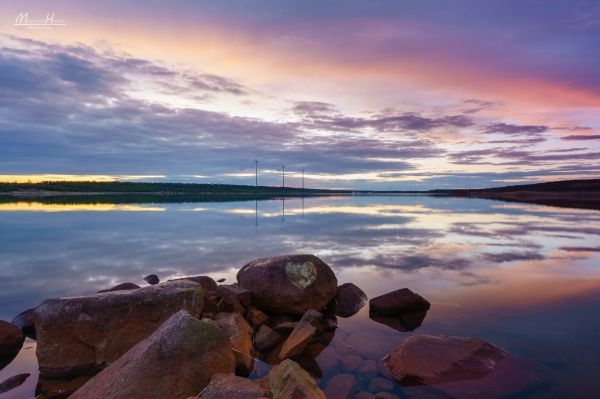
[1,0,599,189]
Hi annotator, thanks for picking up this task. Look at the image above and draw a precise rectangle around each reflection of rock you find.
[35,280,204,379]
[0,373,30,394]
[331,283,368,318]
[11,308,36,339]
[369,309,427,332]
[278,310,322,360]
[215,312,254,375]
[267,359,326,399]
[97,282,140,293]
[70,311,235,399]
[369,288,430,316]
[385,335,507,386]
[143,274,159,285]
[237,254,337,314]
[200,374,266,398]
[0,321,24,371]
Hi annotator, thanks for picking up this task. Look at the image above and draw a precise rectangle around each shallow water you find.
[1,195,600,398]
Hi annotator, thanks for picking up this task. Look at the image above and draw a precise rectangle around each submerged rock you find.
[278,309,322,360]
[35,280,204,379]
[11,308,36,339]
[384,335,507,386]
[0,373,30,394]
[324,374,357,399]
[267,359,326,399]
[70,311,235,399]
[143,274,160,285]
[237,254,338,314]
[0,320,24,370]
[215,312,255,375]
[331,283,368,318]
[369,288,430,316]
[97,282,140,293]
[200,374,266,398]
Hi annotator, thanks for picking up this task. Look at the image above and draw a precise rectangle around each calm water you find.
[1,195,600,398]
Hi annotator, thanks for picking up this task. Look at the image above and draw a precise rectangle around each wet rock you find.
[247,307,269,327]
[340,354,363,372]
[217,284,252,307]
[369,288,430,316]
[345,329,396,359]
[369,309,427,332]
[317,346,339,370]
[35,376,90,398]
[0,320,24,370]
[97,282,140,293]
[143,274,160,285]
[267,359,326,399]
[11,308,36,339]
[324,374,357,399]
[237,254,338,314]
[70,311,235,399]
[384,335,507,386]
[278,309,322,360]
[0,373,30,394]
[200,373,266,398]
[331,283,368,318]
[369,377,394,392]
[35,280,204,379]
[255,325,284,352]
[171,276,217,292]
[215,312,254,375]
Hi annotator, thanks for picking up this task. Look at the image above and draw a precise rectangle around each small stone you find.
[215,312,255,375]
[324,374,357,399]
[0,373,30,394]
[143,274,160,285]
[278,310,322,360]
[247,307,269,327]
[340,354,363,372]
[355,392,375,399]
[357,359,378,375]
[255,325,284,352]
[267,359,326,398]
[369,288,430,316]
[369,377,394,392]
[374,393,401,399]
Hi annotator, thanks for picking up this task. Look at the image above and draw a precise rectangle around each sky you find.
[0,0,599,189]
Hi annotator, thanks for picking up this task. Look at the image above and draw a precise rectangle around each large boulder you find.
[384,335,507,386]
[170,276,218,292]
[200,374,266,398]
[237,255,338,314]
[70,311,235,399]
[11,308,36,338]
[267,359,326,399]
[331,283,368,318]
[0,320,24,370]
[35,280,204,378]
[215,312,255,375]
[278,309,322,360]
[369,288,430,316]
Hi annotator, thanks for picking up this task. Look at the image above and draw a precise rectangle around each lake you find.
[1,195,600,398]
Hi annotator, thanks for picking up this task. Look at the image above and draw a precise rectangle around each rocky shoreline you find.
[0,254,540,398]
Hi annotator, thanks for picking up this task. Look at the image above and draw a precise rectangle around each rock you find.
[278,309,322,360]
[344,329,396,359]
[255,325,284,352]
[217,284,252,307]
[324,374,357,399]
[0,320,24,370]
[369,288,430,316]
[35,280,204,378]
[369,377,394,392]
[267,359,326,399]
[384,335,507,386]
[317,346,338,370]
[215,312,255,375]
[331,283,368,318]
[247,307,269,327]
[357,359,378,376]
[0,373,30,394]
[369,309,427,332]
[217,278,226,283]
[323,313,338,331]
[340,354,363,372]
[171,276,217,292]
[97,282,140,293]
[11,308,36,339]
[237,254,338,314]
[272,321,297,335]
[36,376,90,399]
[70,311,235,399]
[355,392,375,399]
[143,274,160,285]
[200,373,266,398]
[374,393,400,399]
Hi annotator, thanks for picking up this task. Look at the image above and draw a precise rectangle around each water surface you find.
[1,195,600,398]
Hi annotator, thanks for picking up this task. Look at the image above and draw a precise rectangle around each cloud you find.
[562,134,600,141]
[482,123,548,136]
[483,251,544,263]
